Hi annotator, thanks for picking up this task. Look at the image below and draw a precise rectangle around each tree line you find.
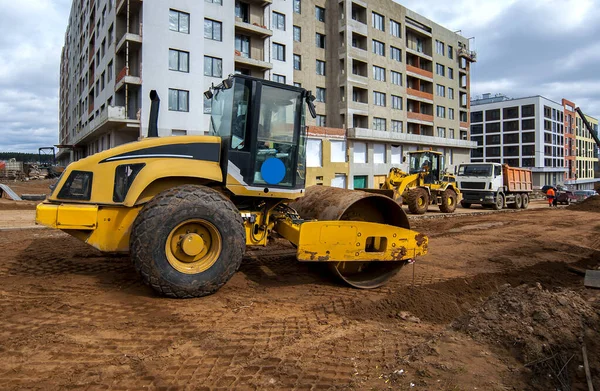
[0,152,55,163]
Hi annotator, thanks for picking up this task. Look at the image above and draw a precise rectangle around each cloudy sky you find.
[1,0,599,152]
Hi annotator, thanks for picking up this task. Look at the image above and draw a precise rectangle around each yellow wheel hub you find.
[165,220,222,274]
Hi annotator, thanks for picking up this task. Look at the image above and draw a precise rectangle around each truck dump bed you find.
[503,165,532,192]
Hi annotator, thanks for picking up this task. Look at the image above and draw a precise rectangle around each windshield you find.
[209,81,250,144]
[409,152,432,174]
[458,164,493,177]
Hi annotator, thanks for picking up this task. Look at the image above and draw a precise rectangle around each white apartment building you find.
[470,94,567,188]
[58,0,293,164]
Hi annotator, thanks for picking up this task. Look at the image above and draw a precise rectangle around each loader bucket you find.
[290,186,411,289]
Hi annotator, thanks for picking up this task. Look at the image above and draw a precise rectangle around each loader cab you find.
[408,151,443,184]
[207,75,316,196]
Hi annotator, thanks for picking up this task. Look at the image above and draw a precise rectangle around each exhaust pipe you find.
[148,90,160,137]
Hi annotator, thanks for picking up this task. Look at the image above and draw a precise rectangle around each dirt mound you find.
[568,195,600,212]
[0,199,38,210]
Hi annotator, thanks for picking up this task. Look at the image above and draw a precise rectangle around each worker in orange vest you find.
[546,187,556,207]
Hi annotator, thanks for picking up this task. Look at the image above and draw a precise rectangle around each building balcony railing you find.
[116,66,128,84]
[88,74,94,88]
[234,52,273,71]
[407,111,434,124]
[460,121,469,129]
[458,47,477,62]
[407,88,433,101]
[116,31,143,54]
[88,46,94,62]
[88,101,94,115]
[406,64,433,80]
[234,20,272,38]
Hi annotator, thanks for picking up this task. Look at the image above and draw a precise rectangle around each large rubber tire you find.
[492,193,504,211]
[461,201,471,209]
[439,189,458,213]
[521,193,529,209]
[407,188,429,215]
[510,193,522,209]
[130,185,245,298]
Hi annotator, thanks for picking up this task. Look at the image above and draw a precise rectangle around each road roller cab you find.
[36,75,428,298]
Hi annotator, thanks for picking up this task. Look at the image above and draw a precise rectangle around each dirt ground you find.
[0,189,599,390]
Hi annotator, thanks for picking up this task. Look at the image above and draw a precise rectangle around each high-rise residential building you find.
[58,0,476,186]
[562,98,577,182]
[293,0,477,188]
[470,94,568,188]
[57,0,293,164]
[574,112,599,189]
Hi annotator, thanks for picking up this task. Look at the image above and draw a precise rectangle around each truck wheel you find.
[439,189,457,213]
[492,194,504,211]
[510,193,522,209]
[521,194,529,209]
[130,185,245,298]
[407,188,429,215]
[460,201,471,209]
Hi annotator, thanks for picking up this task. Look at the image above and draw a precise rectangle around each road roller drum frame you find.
[36,75,428,298]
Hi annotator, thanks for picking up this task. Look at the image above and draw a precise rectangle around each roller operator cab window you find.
[209,80,250,150]
[254,85,302,187]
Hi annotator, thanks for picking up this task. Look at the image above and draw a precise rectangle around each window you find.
[448,45,453,59]
[372,12,384,31]
[101,71,105,90]
[316,6,325,22]
[373,91,385,106]
[471,111,483,123]
[486,122,500,132]
[437,127,446,138]
[503,106,519,119]
[272,74,286,83]
[293,82,301,88]
[522,118,535,130]
[235,34,250,57]
[204,19,222,41]
[306,139,322,167]
[272,12,285,30]
[435,63,445,76]
[293,54,301,70]
[390,19,400,37]
[390,46,401,62]
[373,117,386,131]
[206,0,222,4]
[391,71,402,86]
[168,89,189,112]
[316,60,326,75]
[330,140,346,162]
[449,128,455,139]
[354,142,367,163]
[504,120,519,132]
[435,40,444,55]
[373,144,385,164]
[107,24,113,46]
[293,0,300,14]
[293,25,301,42]
[437,106,446,118]
[316,87,326,102]
[486,109,501,121]
[353,175,368,189]
[316,33,325,48]
[448,67,454,80]
[316,115,326,126]
[448,87,454,100]
[522,104,535,117]
[169,49,189,72]
[204,56,222,77]
[436,84,445,97]
[273,43,285,61]
[107,61,113,82]
[392,95,402,110]
[331,174,346,188]
[448,108,455,120]
[372,40,384,56]
[235,1,249,23]
[169,9,190,34]
[373,65,385,81]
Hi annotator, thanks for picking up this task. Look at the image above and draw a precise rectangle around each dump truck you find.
[35,75,428,298]
[457,163,532,210]
[373,150,460,215]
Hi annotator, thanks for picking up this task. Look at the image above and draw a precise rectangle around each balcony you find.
[88,101,94,115]
[117,0,142,16]
[73,105,140,146]
[406,64,433,80]
[407,88,433,102]
[234,52,272,71]
[234,20,272,38]
[460,122,469,130]
[407,111,434,124]
[458,47,477,62]
[347,127,477,149]
[116,31,142,53]
[244,0,272,6]
[115,66,142,91]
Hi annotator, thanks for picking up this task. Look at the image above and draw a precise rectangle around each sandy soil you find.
[0,189,599,390]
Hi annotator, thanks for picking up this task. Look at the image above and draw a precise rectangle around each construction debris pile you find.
[568,195,600,213]
[453,283,599,389]
[0,159,64,180]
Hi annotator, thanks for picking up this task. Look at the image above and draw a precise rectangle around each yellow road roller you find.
[36,75,428,298]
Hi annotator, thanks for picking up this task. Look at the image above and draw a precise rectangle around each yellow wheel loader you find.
[377,151,461,215]
[36,75,427,298]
